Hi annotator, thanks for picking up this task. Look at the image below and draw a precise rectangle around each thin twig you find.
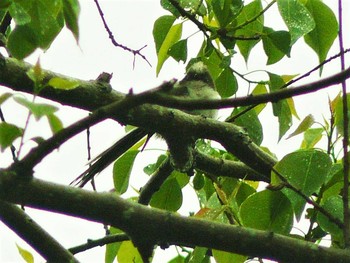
[338,0,350,247]
[93,0,151,67]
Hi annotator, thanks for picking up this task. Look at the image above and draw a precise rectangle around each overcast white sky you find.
[0,0,349,262]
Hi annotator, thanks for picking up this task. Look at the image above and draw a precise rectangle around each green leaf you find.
[334,93,350,137]
[317,195,343,238]
[14,97,59,121]
[117,241,143,263]
[8,0,65,59]
[235,0,263,62]
[47,113,63,133]
[168,39,187,62]
[268,73,292,140]
[304,0,338,66]
[105,227,123,263]
[153,15,181,75]
[113,150,139,195]
[193,172,205,190]
[229,107,263,145]
[48,77,80,90]
[286,114,315,139]
[262,27,291,64]
[0,92,13,105]
[239,190,293,234]
[7,25,37,59]
[143,154,168,175]
[62,0,80,41]
[16,244,34,263]
[212,0,243,28]
[0,123,23,151]
[272,149,332,220]
[212,249,247,263]
[300,127,323,149]
[215,67,237,98]
[251,83,267,114]
[277,0,315,44]
[150,177,182,211]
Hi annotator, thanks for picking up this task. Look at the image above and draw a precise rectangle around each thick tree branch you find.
[0,200,78,262]
[0,172,349,263]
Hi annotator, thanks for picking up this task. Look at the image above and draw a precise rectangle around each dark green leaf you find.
[229,107,263,145]
[215,67,237,97]
[239,190,293,234]
[317,196,343,238]
[168,39,187,62]
[268,73,292,140]
[62,0,80,41]
[143,154,168,175]
[113,150,139,194]
[150,177,182,211]
[272,149,332,220]
[262,27,291,64]
[304,0,338,67]
[7,25,37,59]
[0,122,23,152]
[235,0,263,62]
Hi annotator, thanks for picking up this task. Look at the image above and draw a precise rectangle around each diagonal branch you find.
[0,200,78,262]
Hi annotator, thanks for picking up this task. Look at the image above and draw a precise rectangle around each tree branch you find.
[0,200,78,262]
[1,172,349,262]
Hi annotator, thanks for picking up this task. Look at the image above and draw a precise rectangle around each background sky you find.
[0,0,349,262]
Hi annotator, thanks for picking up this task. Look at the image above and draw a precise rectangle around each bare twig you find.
[93,0,151,67]
[338,0,350,247]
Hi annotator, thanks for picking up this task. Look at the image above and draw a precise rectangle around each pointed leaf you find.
[14,97,59,121]
[0,123,23,151]
[48,77,80,90]
[239,190,293,234]
[304,0,338,66]
[286,114,315,139]
[215,67,237,97]
[272,149,332,220]
[150,177,182,211]
[277,0,315,44]
[113,150,139,194]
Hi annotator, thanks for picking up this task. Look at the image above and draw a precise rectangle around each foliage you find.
[0,0,349,263]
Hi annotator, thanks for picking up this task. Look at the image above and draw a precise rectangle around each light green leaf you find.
[304,0,338,66]
[239,190,293,234]
[16,244,34,263]
[47,113,63,133]
[150,177,182,211]
[215,67,237,98]
[0,92,13,105]
[252,83,267,114]
[272,149,332,220]
[334,93,350,137]
[48,77,80,90]
[105,227,123,263]
[213,249,247,263]
[277,0,315,44]
[117,241,143,263]
[113,150,139,194]
[286,114,315,139]
[14,97,59,121]
[236,0,264,62]
[300,128,323,149]
[0,123,23,151]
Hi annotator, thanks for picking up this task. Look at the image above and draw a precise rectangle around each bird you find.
[72,61,220,187]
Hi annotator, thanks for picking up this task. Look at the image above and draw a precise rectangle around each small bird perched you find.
[72,61,220,187]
